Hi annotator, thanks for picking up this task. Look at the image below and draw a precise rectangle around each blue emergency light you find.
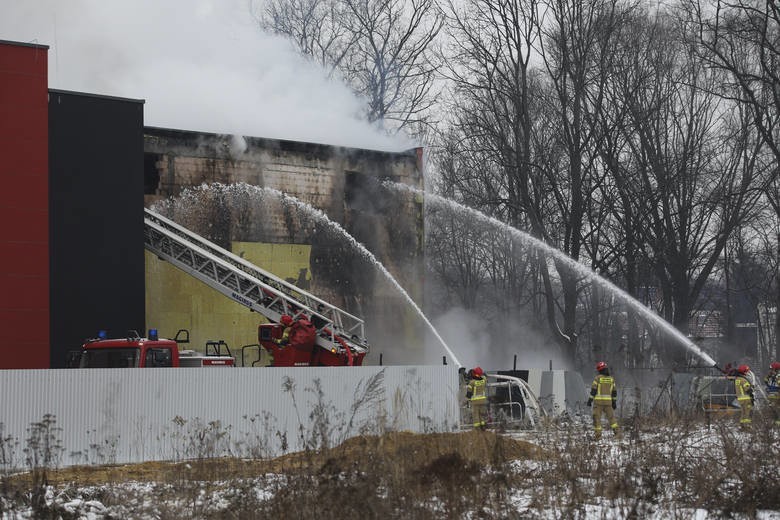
[98,330,107,339]
[148,328,158,340]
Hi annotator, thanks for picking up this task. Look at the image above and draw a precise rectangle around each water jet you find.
[387,182,718,369]
[153,182,463,367]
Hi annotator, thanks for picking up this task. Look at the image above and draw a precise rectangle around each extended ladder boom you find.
[143,208,369,357]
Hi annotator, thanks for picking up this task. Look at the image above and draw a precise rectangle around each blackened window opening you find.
[144,153,162,195]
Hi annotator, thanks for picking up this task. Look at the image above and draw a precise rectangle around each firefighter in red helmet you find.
[274,314,294,346]
[734,364,754,429]
[466,366,488,429]
[764,362,780,426]
[587,361,620,440]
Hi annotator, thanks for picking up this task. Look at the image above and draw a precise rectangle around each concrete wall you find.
[0,365,460,468]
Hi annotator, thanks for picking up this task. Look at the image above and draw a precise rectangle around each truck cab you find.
[73,329,234,368]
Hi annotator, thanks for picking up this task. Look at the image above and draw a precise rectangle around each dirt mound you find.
[17,430,540,487]
[321,430,539,468]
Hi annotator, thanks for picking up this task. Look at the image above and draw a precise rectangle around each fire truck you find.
[256,319,367,367]
[72,329,235,368]
[140,208,369,367]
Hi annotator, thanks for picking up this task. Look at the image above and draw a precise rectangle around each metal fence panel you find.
[0,366,459,468]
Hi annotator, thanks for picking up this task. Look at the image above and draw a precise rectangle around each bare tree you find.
[680,0,780,361]
[611,11,763,366]
[743,205,780,363]
[768,180,780,361]
[257,0,442,133]
[433,0,636,366]
[428,129,540,314]
[594,7,677,367]
[533,0,629,359]
[435,0,564,345]
[256,0,354,75]
[426,136,492,310]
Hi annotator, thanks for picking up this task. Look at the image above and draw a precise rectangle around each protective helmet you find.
[472,366,484,377]
[280,315,293,326]
[596,361,608,372]
[771,362,780,370]
[737,364,750,374]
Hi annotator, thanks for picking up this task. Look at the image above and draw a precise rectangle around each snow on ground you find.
[2,422,779,519]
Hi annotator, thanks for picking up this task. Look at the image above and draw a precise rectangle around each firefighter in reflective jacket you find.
[765,362,780,426]
[587,361,619,440]
[466,366,488,429]
[734,364,754,428]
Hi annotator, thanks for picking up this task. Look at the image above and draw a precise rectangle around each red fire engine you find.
[72,329,235,368]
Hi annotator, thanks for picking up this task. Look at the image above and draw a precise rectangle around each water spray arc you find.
[155,182,462,368]
[268,187,462,367]
[388,182,718,369]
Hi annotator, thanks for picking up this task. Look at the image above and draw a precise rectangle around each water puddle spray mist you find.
[154,182,463,368]
[388,182,718,368]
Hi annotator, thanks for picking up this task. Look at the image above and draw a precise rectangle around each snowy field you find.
[2,418,779,519]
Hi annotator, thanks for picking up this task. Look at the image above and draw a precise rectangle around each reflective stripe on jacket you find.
[468,376,487,401]
[591,375,616,402]
[735,376,752,402]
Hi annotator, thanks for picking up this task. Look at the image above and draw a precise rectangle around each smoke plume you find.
[0,0,414,151]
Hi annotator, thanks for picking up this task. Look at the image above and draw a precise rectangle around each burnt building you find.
[142,127,425,364]
[0,39,425,368]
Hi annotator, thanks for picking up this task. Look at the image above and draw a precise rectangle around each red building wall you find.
[0,40,50,368]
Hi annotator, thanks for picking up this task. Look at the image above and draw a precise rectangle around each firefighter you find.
[764,361,780,426]
[274,314,294,346]
[466,366,488,429]
[734,364,754,429]
[587,361,620,440]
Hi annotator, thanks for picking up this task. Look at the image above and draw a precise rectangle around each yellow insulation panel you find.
[145,243,312,365]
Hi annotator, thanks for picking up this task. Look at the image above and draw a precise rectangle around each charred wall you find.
[143,127,425,362]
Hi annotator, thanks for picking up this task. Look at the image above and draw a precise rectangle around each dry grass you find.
[6,429,540,488]
[2,411,779,519]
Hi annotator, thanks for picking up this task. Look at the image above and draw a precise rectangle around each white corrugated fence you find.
[0,365,459,469]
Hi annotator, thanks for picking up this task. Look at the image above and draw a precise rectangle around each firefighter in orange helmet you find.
[764,362,780,426]
[734,364,754,429]
[274,314,294,346]
[466,366,488,429]
[587,361,620,440]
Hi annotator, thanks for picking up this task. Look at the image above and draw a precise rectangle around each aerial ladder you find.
[143,208,369,364]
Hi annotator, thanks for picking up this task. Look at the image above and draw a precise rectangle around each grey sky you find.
[1,0,414,151]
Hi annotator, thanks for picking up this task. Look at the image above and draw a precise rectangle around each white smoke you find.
[430,306,572,372]
[0,0,414,151]
[227,134,247,159]
[429,307,486,368]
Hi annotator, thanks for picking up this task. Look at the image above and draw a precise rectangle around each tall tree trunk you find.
[776,231,780,361]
